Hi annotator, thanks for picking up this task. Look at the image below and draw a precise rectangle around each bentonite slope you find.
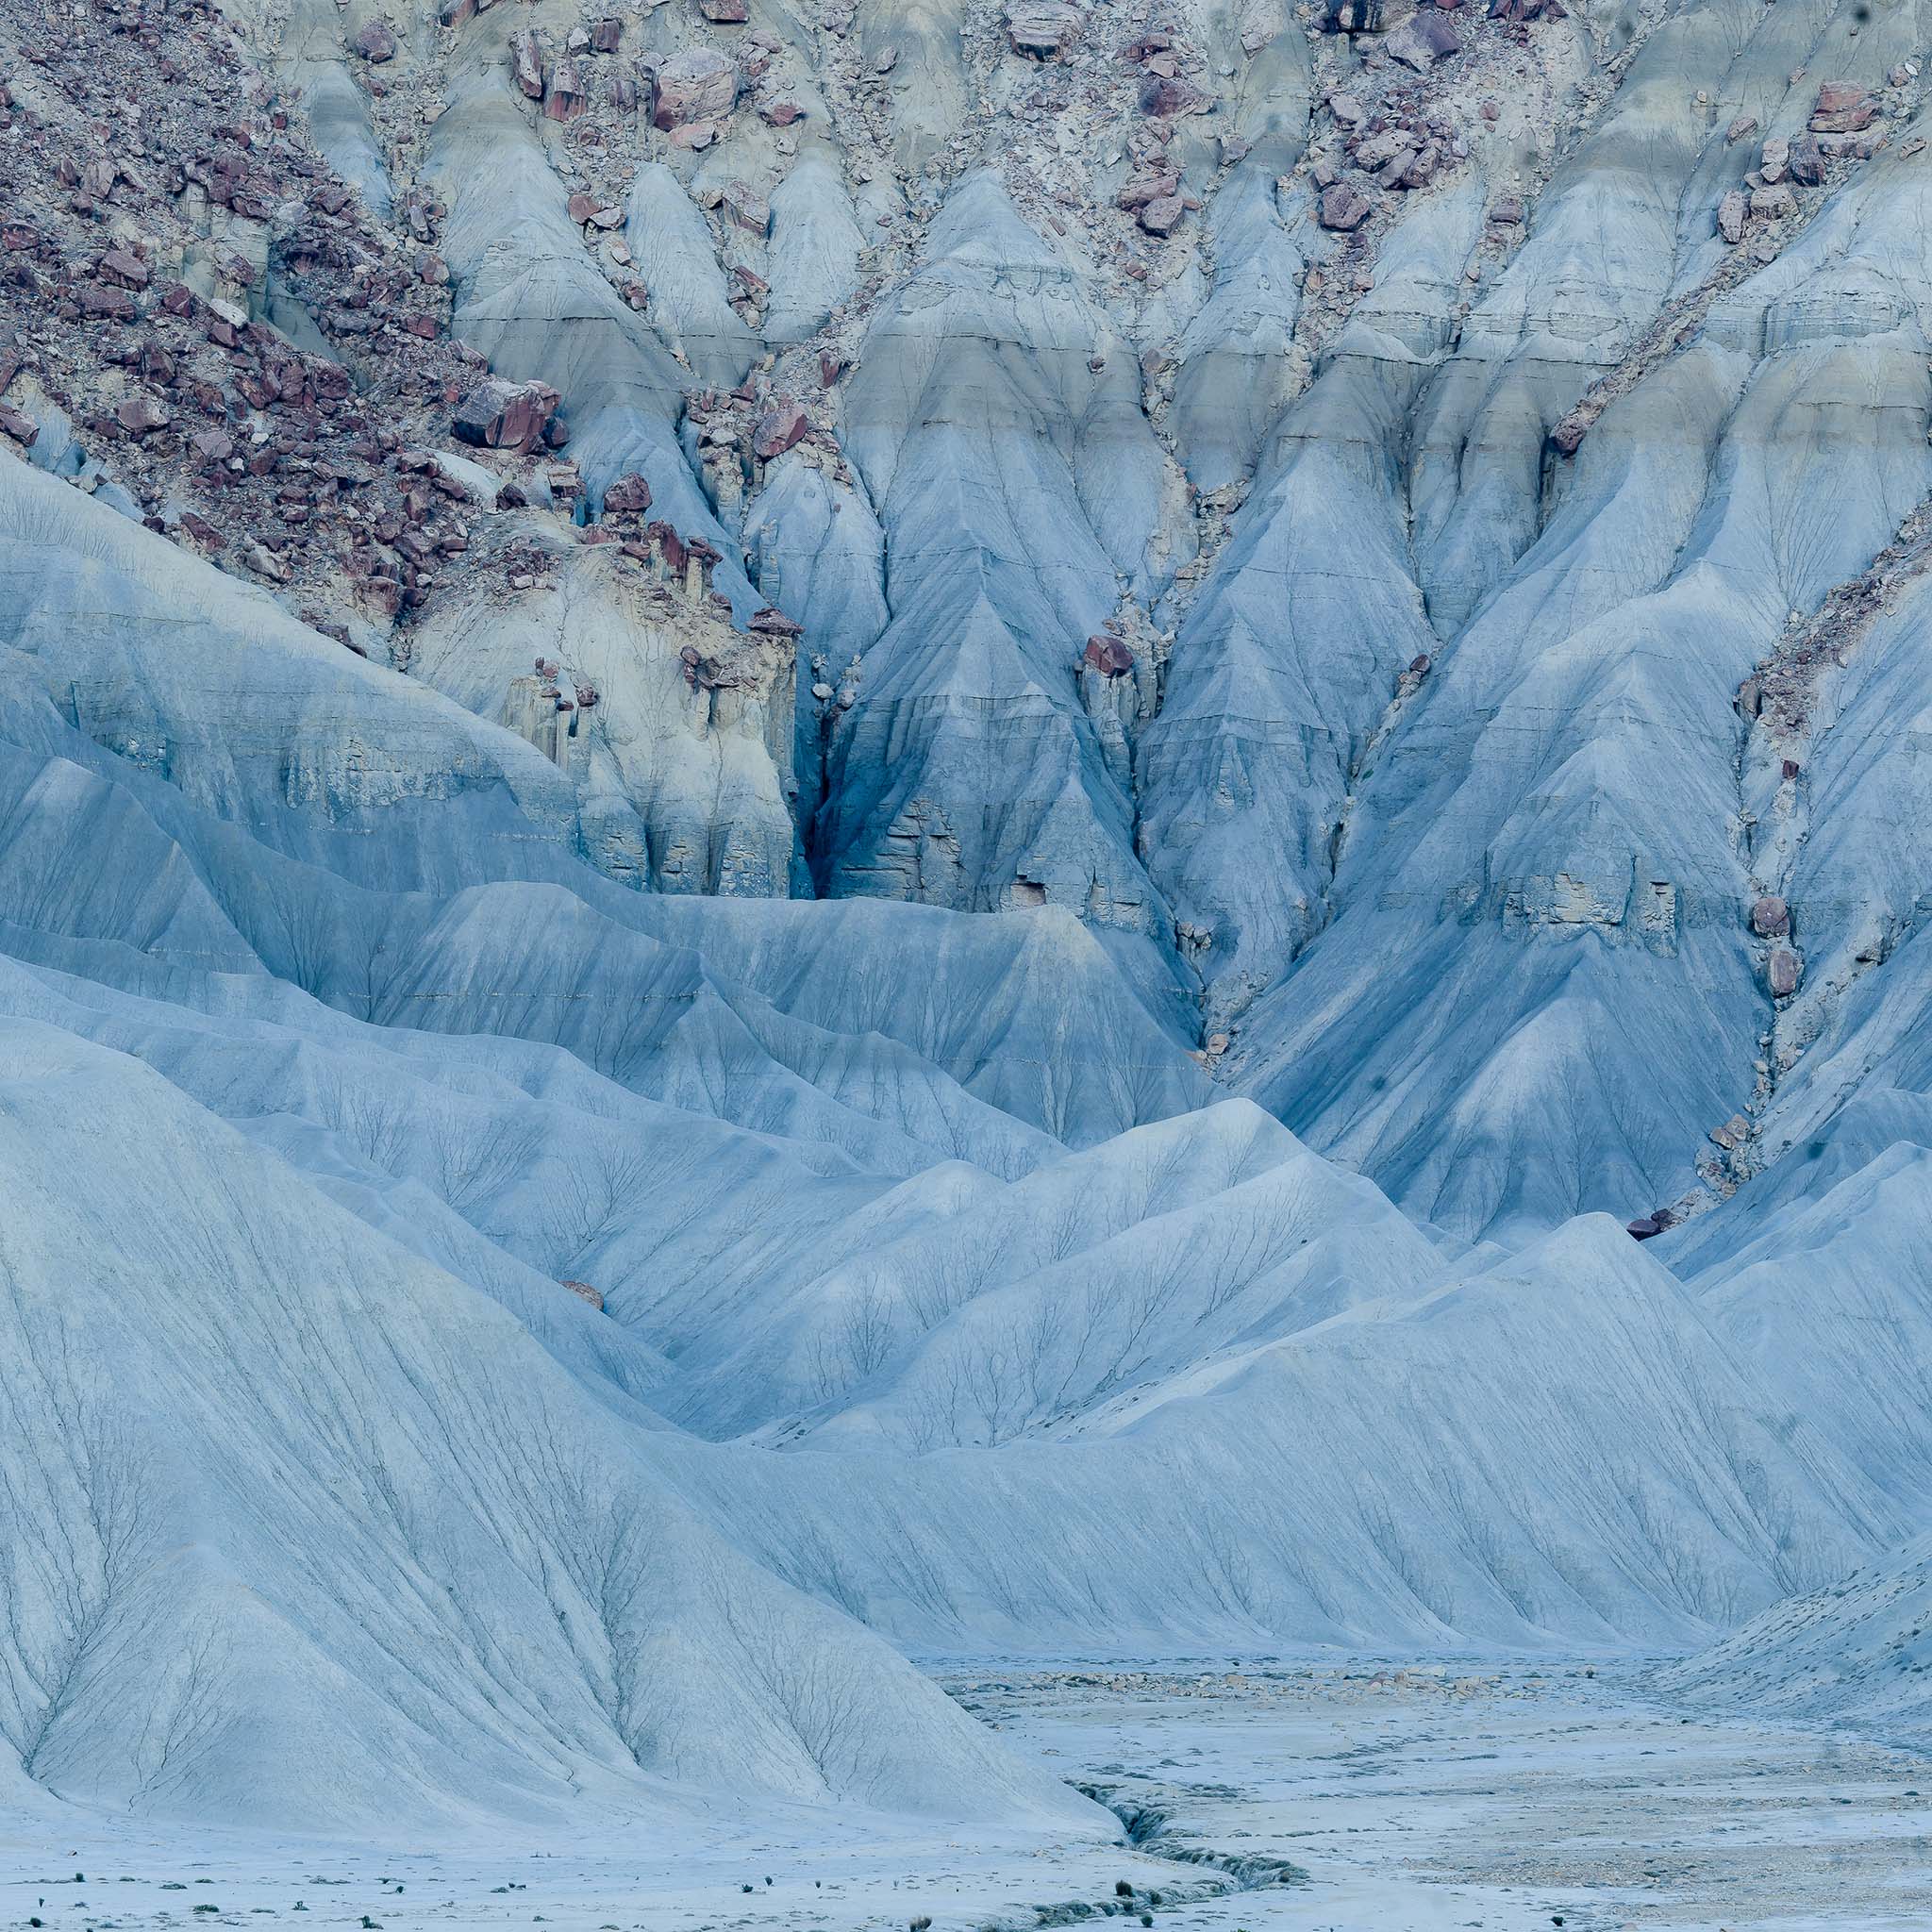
[4,0,1932,1840]
[1656,1529,1932,1752]
[13,0,1932,1238]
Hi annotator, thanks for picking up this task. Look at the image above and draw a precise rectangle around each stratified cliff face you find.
[9,0,1932,1240]
[6,0,1932,1833]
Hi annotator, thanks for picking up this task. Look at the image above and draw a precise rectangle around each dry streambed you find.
[6,1663,1929,1932]
[938,1660,1932,1931]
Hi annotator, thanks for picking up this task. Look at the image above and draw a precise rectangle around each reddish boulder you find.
[1316,184,1373,231]
[1084,634,1135,677]
[652,47,739,126]
[750,607,804,636]
[1117,167,1180,210]
[78,282,137,321]
[1549,410,1589,456]
[544,57,591,119]
[1752,895,1790,939]
[1393,144,1440,189]
[1810,82,1874,133]
[752,400,809,459]
[510,29,545,99]
[650,521,689,573]
[1387,12,1460,68]
[116,392,170,435]
[723,182,771,234]
[97,246,150,288]
[1788,136,1827,185]
[351,19,399,61]
[699,0,749,19]
[452,375,560,452]
[1138,193,1186,235]
[604,472,653,513]
[1006,0,1081,57]
[1139,74,1209,117]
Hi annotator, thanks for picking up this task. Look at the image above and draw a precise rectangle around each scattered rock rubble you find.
[33,0,1611,864]
[1552,76,1907,459]
[0,0,811,758]
[1702,484,1932,1187]
[0,0,515,629]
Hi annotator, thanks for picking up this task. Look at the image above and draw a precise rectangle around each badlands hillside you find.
[2,0,1931,1855]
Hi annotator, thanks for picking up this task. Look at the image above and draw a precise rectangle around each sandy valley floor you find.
[5,1664,1927,1932]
